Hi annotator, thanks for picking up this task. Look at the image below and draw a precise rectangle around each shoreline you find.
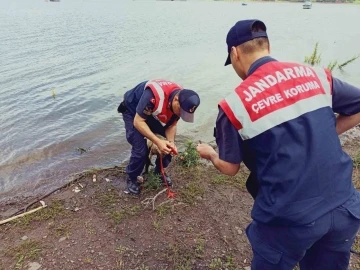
[1,126,359,208]
[224,0,360,4]
[0,136,359,269]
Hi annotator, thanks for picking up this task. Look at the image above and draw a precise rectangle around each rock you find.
[235,226,243,235]
[21,235,29,241]
[244,267,251,270]
[59,237,67,242]
[28,262,41,270]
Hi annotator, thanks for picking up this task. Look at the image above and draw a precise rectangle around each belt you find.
[117,94,127,113]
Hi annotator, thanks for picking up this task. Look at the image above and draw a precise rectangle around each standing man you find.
[197,19,360,269]
[118,79,200,195]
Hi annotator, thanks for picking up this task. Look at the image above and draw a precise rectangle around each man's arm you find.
[134,114,163,146]
[134,89,172,154]
[209,151,240,176]
[336,113,360,135]
[133,89,162,145]
[332,77,360,134]
[165,122,177,142]
[197,107,242,176]
[164,114,180,142]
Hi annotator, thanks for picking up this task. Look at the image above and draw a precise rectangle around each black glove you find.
[117,101,127,113]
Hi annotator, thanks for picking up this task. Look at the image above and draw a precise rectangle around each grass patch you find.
[152,217,161,231]
[208,255,238,270]
[52,222,72,238]
[179,181,205,205]
[5,240,42,269]
[109,205,141,224]
[354,173,360,190]
[174,165,202,180]
[165,243,194,270]
[84,221,96,235]
[13,199,66,226]
[211,169,249,190]
[156,203,172,217]
[304,42,321,66]
[351,149,360,189]
[176,140,200,168]
[353,151,360,168]
[352,234,360,253]
[211,175,231,184]
[96,190,120,208]
[115,245,133,255]
[114,246,136,270]
[304,42,359,71]
[338,55,360,71]
[109,210,127,224]
[143,172,162,192]
[95,188,142,224]
[194,235,206,258]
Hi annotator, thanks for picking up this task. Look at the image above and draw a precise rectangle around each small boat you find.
[303,1,312,9]
[242,2,247,5]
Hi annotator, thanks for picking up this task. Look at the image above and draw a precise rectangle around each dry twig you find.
[141,188,167,210]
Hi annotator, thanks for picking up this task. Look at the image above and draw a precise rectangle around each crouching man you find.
[118,79,200,195]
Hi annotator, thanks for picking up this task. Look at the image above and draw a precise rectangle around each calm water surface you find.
[1,0,359,202]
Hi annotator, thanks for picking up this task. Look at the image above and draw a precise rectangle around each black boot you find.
[154,167,172,187]
[124,176,140,195]
[160,173,172,187]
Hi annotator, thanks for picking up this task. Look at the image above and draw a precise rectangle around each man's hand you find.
[156,140,173,155]
[196,143,217,160]
[197,143,240,176]
[134,114,168,152]
[168,141,178,155]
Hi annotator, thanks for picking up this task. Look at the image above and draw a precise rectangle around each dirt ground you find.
[1,140,360,270]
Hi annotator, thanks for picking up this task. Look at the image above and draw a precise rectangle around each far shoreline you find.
[220,0,360,4]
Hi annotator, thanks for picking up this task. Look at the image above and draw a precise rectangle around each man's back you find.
[124,80,148,115]
[221,60,355,226]
[197,18,360,269]
[250,104,354,226]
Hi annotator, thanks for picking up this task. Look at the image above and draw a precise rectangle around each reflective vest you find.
[219,62,333,139]
[145,79,183,125]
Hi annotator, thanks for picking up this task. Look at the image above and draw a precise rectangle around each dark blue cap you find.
[225,19,267,66]
[178,89,200,123]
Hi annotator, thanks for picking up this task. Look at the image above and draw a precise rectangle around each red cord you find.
[160,146,177,198]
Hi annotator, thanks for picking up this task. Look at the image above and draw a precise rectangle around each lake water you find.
[1,0,360,203]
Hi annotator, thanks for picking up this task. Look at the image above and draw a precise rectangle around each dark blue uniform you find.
[216,56,360,269]
[121,81,179,181]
